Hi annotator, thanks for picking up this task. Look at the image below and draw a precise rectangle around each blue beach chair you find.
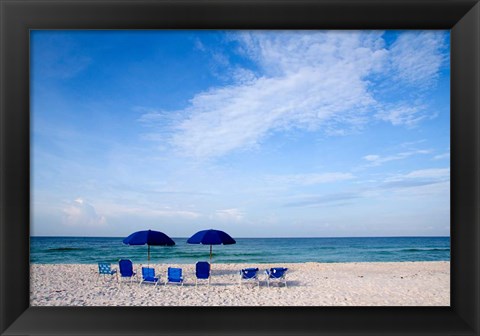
[118,259,137,283]
[97,262,117,282]
[165,267,184,286]
[139,267,160,287]
[239,267,260,287]
[265,267,288,287]
[195,261,211,287]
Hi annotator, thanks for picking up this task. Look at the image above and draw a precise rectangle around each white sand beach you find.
[30,261,449,306]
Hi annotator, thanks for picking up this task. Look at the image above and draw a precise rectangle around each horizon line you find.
[30,235,451,239]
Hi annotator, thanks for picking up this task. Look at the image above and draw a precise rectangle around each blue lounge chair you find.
[265,267,288,287]
[165,267,183,286]
[139,267,160,287]
[239,267,260,287]
[118,259,137,283]
[195,261,211,287]
[97,262,117,282]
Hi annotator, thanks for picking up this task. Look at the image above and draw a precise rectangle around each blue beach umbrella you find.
[187,229,236,262]
[123,230,175,263]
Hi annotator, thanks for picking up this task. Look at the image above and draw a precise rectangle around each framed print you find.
[28,28,452,308]
[1,0,479,335]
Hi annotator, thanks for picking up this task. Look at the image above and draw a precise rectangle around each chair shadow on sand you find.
[192,268,300,287]
[187,279,302,287]
[209,269,237,276]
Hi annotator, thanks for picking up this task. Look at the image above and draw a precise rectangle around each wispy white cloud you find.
[193,38,206,52]
[62,198,106,227]
[266,172,354,186]
[101,203,201,219]
[283,167,449,208]
[139,31,447,159]
[232,68,257,84]
[214,208,244,222]
[398,168,450,180]
[376,104,435,127]
[135,106,183,129]
[146,32,388,158]
[231,31,387,76]
[389,31,448,87]
[171,71,374,158]
[362,149,431,166]
[283,192,361,208]
[194,37,250,83]
[399,139,427,147]
[434,152,450,160]
[382,168,450,190]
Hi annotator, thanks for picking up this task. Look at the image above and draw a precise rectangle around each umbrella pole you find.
[210,245,212,262]
[148,245,150,266]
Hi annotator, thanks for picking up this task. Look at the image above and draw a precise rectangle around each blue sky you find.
[31,30,450,237]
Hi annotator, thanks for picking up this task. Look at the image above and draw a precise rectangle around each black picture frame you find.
[1,0,479,335]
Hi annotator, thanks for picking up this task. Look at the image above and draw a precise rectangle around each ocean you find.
[30,236,450,264]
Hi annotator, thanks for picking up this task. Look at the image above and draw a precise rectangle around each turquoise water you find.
[30,236,450,264]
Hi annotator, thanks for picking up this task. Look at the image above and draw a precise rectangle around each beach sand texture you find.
[30,261,449,306]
